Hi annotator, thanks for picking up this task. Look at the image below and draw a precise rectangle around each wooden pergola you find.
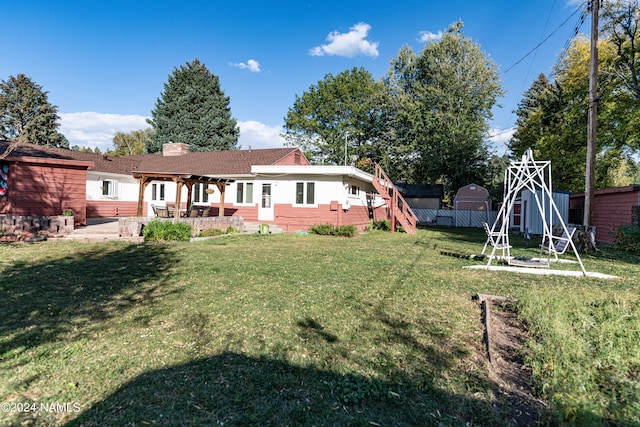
[133,171,234,218]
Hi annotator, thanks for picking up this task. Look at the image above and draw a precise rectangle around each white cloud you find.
[59,112,287,152]
[488,127,516,154]
[238,120,286,149]
[309,22,379,58]
[230,59,261,72]
[418,30,443,43]
[59,112,149,152]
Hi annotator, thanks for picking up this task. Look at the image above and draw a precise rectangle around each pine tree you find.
[146,59,239,153]
[0,74,69,147]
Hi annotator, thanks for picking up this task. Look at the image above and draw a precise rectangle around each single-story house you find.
[0,141,412,233]
[570,185,640,242]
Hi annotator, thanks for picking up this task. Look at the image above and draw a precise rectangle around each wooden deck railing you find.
[372,164,417,234]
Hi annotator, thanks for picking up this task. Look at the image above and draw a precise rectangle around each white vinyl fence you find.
[414,209,498,228]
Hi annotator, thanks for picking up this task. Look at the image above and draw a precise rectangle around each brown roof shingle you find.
[1,141,302,176]
[136,148,301,175]
[0,140,141,174]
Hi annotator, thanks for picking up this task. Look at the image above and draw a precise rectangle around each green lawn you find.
[1,228,638,426]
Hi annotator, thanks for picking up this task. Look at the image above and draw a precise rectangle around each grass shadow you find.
[0,243,179,358]
[65,351,499,426]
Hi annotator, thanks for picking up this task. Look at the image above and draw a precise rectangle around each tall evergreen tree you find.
[146,59,239,153]
[0,74,69,147]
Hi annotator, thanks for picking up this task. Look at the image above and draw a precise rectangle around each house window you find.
[102,180,115,197]
[349,185,360,196]
[194,183,201,203]
[236,182,253,204]
[295,182,315,205]
[152,183,165,201]
[191,184,210,203]
[203,185,209,203]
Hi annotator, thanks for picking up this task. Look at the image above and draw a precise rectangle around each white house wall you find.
[86,172,139,201]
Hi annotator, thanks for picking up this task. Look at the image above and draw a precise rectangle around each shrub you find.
[198,228,225,237]
[143,220,192,242]
[375,219,390,231]
[309,223,335,236]
[309,224,357,237]
[364,220,374,232]
[334,225,357,237]
[613,224,640,254]
[226,226,239,234]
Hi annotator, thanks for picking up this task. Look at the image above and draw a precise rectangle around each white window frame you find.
[236,182,254,205]
[294,182,316,207]
[101,179,117,198]
[151,183,166,201]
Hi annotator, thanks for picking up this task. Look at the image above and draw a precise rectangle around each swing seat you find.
[541,227,576,256]
[482,222,511,254]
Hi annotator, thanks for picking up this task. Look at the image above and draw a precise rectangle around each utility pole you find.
[344,132,348,166]
[584,0,599,227]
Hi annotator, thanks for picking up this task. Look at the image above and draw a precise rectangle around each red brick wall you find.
[0,161,88,224]
[571,186,640,242]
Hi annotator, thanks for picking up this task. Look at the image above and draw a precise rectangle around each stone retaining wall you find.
[118,216,245,237]
[0,215,75,236]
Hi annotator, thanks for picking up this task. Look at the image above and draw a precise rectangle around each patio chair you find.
[151,204,158,217]
[201,208,210,217]
[541,226,576,258]
[482,222,511,257]
[189,207,200,217]
[156,206,169,218]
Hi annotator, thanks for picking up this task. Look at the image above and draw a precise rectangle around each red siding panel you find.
[87,201,146,218]
[272,149,311,166]
[570,187,640,242]
[1,161,88,225]
[209,202,372,232]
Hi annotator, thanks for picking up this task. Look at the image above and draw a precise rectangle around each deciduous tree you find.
[386,22,503,199]
[283,67,389,171]
[110,128,152,156]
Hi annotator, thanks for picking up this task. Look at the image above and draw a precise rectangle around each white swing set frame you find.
[482,149,587,276]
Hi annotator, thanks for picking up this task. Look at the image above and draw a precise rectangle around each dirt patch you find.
[476,294,551,426]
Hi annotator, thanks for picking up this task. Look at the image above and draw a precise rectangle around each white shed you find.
[512,189,570,235]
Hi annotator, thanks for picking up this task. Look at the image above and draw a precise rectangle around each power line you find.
[504,3,585,74]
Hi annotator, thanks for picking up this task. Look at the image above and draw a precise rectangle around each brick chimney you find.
[162,142,190,156]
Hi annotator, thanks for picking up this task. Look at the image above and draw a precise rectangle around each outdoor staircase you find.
[372,164,418,234]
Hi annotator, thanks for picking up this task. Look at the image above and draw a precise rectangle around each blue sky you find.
[1,0,586,154]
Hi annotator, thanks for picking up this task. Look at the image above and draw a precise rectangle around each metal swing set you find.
[479,149,588,276]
